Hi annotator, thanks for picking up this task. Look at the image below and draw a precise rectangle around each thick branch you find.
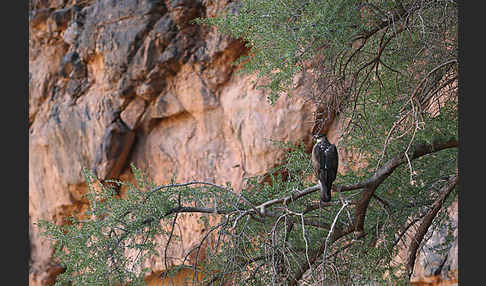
[333,138,457,199]
[406,175,458,277]
[352,138,457,234]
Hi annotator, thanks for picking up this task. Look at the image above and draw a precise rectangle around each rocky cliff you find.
[28,0,457,285]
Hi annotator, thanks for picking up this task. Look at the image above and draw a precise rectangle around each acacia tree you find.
[38,0,458,285]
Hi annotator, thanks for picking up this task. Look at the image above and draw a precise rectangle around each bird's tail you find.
[319,175,331,202]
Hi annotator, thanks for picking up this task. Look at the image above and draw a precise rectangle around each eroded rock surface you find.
[29,0,316,284]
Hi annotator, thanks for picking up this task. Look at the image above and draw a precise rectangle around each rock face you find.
[28,0,457,285]
[29,0,316,284]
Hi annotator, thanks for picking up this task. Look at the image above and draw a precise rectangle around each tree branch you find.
[406,175,458,277]
[352,138,457,235]
[150,181,260,215]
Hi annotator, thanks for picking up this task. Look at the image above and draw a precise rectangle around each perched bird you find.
[312,134,338,203]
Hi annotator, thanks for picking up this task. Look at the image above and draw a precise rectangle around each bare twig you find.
[322,200,349,286]
[149,181,260,215]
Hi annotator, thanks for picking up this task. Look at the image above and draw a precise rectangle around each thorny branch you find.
[152,139,457,282]
[88,137,458,285]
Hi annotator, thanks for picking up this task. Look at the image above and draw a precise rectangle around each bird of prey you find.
[312,134,338,203]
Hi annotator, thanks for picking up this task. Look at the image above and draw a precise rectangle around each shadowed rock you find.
[92,119,135,180]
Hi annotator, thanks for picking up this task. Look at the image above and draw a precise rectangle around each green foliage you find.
[37,166,174,285]
[37,165,236,285]
[196,0,363,103]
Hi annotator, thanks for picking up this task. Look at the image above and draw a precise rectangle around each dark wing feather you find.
[324,144,338,183]
[314,142,329,202]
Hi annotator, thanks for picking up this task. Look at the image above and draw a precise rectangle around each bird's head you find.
[313,134,327,143]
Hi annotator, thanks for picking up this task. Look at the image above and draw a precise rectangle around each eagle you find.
[312,134,338,203]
